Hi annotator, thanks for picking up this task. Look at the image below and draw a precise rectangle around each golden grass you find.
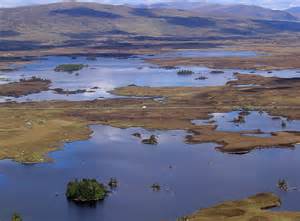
[2,73,300,162]
[180,193,300,221]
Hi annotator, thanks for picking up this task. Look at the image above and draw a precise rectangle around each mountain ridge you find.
[1,2,300,52]
[287,7,300,18]
[145,2,298,21]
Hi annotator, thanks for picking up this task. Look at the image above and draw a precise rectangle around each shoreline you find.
[1,73,300,163]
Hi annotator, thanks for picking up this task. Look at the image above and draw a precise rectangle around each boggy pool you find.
[0,50,299,102]
[1,50,300,220]
[0,124,300,221]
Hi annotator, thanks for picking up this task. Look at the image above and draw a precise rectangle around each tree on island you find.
[11,213,22,221]
[177,70,194,75]
[66,179,108,203]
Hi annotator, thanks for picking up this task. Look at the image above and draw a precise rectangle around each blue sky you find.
[0,0,300,9]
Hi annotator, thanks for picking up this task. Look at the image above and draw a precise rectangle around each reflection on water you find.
[1,50,300,220]
[0,125,299,221]
[193,111,300,133]
[0,56,236,102]
[142,50,258,59]
[0,50,299,102]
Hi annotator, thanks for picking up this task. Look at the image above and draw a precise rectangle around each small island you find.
[54,64,86,73]
[177,70,194,75]
[11,213,22,221]
[210,70,225,74]
[52,88,87,95]
[0,77,51,97]
[142,135,158,145]
[66,179,108,203]
[132,132,142,138]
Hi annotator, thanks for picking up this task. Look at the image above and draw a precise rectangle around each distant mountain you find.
[148,2,298,21]
[146,1,210,10]
[1,2,300,51]
[286,7,300,18]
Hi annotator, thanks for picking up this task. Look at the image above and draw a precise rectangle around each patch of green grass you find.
[54,64,86,73]
[177,70,194,75]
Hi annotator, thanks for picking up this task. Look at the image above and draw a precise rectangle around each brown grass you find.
[1,73,300,162]
[180,193,300,221]
[0,77,51,97]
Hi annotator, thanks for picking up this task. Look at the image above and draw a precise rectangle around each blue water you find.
[0,50,300,220]
[0,56,235,102]
[0,125,299,221]
[193,111,300,134]
[143,49,258,59]
[0,50,299,102]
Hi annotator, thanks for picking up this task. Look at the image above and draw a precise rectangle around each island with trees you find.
[66,179,108,203]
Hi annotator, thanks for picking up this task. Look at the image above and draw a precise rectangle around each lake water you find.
[192,111,300,133]
[0,50,299,102]
[0,125,300,221]
[1,50,300,220]
[142,49,259,59]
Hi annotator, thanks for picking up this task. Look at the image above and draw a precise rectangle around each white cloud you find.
[0,0,299,9]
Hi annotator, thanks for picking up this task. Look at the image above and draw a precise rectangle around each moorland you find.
[2,2,300,221]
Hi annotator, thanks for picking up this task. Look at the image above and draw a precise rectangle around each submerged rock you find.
[232,115,245,124]
[272,116,281,120]
[195,76,208,80]
[239,110,250,116]
[132,132,142,138]
[142,135,158,145]
[163,66,177,70]
[281,121,287,128]
[210,70,224,74]
[277,179,288,191]
[151,183,161,191]
[108,178,118,189]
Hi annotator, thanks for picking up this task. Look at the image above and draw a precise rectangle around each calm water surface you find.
[0,50,300,220]
[193,111,300,133]
[0,50,299,102]
[0,125,300,221]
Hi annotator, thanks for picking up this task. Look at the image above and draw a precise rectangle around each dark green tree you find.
[11,213,22,221]
[66,179,107,202]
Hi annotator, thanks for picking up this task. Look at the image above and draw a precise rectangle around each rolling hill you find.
[1,2,300,52]
[147,2,298,21]
[287,7,300,19]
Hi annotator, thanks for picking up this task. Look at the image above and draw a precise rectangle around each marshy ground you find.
[1,73,300,162]
[181,193,300,221]
[2,2,300,220]
[1,45,300,220]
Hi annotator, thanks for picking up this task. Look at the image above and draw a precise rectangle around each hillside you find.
[1,2,300,52]
[148,2,298,21]
[287,7,300,18]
